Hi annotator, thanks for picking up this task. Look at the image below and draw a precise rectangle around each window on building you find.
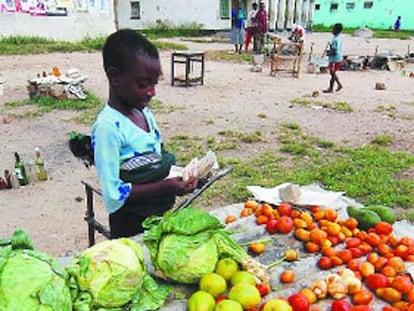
[130,1,140,19]
[99,0,108,12]
[220,0,230,19]
[363,1,373,9]
[330,3,338,11]
[315,4,321,10]
[346,2,355,10]
[89,0,95,8]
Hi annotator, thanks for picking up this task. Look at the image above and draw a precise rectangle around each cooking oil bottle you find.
[34,147,48,181]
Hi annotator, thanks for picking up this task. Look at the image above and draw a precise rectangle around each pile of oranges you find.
[228,200,414,310]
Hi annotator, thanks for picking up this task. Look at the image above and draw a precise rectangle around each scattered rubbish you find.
[27,67,88,100]
[375,82,386,90]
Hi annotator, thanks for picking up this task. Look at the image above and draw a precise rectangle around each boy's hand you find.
[168,176,198,196]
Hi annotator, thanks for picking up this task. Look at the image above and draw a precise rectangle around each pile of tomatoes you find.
[228,200,414,311]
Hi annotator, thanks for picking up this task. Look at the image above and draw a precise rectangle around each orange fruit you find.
[381,265,397,278]
[325,209,338,222]
[327,222,341,236]
[387,256,406,273]
[374,256,388,272]
[295,228,310,242]
[256,215,269,225]
[343,217,359,230]
[225,215,237,224]
[305,241,320,253]
[249,242,266,254]
[337,249,353,264]
[366,232,381,247]
[391,275,413,294]
[276,216,294,234]
[313,210,326,221]
[262,203,274,218]
[241,208,253,218]
[280,270,295,283]
[300,288,317,304]
[309,228,328,245]
[244,200,260,210]
[294,218,308,229]
[352,289,374,305]
[377,242,393,256]
[360,261,375,278]
[300,212,313,225]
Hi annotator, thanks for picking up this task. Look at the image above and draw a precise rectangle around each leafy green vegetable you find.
[0,229,72,311]
[143,207,269,284]
[67,238,172,311]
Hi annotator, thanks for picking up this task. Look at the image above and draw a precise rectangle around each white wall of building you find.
[0,7,115,41]
[117,0,231,30]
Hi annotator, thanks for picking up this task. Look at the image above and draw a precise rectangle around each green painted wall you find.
[313,0,414,30]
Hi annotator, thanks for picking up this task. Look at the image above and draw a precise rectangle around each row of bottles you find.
[0,148,48,190]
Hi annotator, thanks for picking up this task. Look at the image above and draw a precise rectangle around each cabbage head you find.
[0,229,72,311]
[143,207,251,284]
[67,238,172,311]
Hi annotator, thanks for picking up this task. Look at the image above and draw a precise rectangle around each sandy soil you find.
[1,32,414,257]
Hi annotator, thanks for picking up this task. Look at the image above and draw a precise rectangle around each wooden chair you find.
[270,40,303,78]
[81,166,233,246]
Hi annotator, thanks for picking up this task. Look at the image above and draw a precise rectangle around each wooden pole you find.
[302,0,309,28]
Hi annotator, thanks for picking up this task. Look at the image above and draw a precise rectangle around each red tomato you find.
[382,307,400,311]
[375,221,393,235]
[256,283,271,296]
[352,289,373,305]
[288,293,310,311]
[366,273,390,291]
[266,219,278,234]
[318,256,333,270]
[276,216,294,234]
[331,300,352,311]
[278,203,293,216]
[346,237,362,249]
[350,306,374,311]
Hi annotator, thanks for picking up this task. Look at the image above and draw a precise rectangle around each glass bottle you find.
[34,147,48,181]
[14,152,29,186]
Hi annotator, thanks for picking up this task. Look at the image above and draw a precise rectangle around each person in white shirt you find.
[289,24,305,43]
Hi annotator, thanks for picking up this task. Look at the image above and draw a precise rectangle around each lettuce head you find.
[67,238,172,311]
[0,229,72,311]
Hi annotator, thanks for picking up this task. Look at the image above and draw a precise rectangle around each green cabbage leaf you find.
[0,229,72,311]
[143,207,263,284]
[67,238,172,311]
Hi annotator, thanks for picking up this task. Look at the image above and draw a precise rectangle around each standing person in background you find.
[289,24,305,43]
[255,2,268,53]
[244,2,258,53]
[231,2,246,54]
[394,16,401,31]
[323,23,344,93]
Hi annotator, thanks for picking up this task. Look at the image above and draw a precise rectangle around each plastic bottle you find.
[14,152,29,186]
[34,147,48,181]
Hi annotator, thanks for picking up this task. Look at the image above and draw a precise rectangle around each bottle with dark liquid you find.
[14,152,28,186]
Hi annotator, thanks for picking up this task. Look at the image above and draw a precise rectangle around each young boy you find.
[92,29,198,238]
[324,23,343,93]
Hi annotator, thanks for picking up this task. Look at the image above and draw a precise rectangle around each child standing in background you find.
[323,23,343,93]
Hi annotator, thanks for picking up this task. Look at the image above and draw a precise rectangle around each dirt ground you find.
[1,32,414,257]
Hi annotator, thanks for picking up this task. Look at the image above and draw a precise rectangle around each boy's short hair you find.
[333,23,343,35]
[102,29,159,73]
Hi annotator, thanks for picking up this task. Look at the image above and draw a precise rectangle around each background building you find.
[312,0,413,30]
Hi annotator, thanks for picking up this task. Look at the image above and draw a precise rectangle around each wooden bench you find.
[81,166,233,246]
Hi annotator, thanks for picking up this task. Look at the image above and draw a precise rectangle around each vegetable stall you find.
[1,183,414,311]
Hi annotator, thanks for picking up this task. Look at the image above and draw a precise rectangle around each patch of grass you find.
[312,25,414,39]
[375,104,396,112]
[204,118,214,125]
[149,98,185,114]
[290,97,353,112]
[164,126,414,214]
[205,50,251,63]
[371,134,392,146]
[0,34,187,55]
[257,113,267,118]
[2,92,103,120]
[141,22,205,39]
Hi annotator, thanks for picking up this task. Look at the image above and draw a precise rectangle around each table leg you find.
[171,55,175,86]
